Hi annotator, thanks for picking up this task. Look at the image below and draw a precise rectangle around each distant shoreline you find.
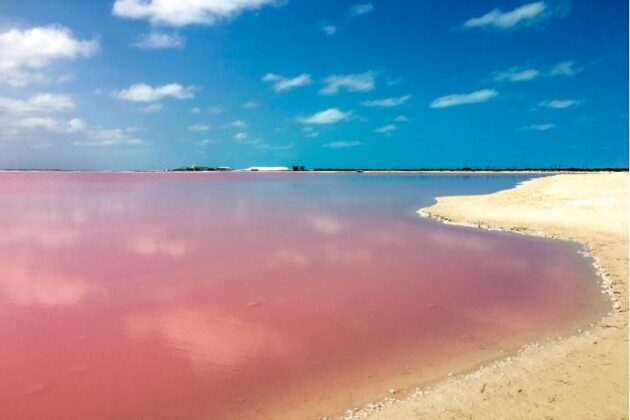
[0,168,627,174]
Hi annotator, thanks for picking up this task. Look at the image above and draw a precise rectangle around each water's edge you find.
[338,181,615,420]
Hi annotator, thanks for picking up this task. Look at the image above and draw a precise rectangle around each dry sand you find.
[342,172,628,420]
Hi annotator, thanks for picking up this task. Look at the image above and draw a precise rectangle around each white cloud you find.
[191,105,223,114]
[188,123,211,131]
[463,2,547,30]
[430,89,498,109]
[522,123,556,131]
[549,61,580,76]
[298,108,353,125]
[0,26,98,86]
[394,115,409,122]
[324,140,361,149]
[13,117,60,131]
[7,116,87,135]
[77,128,145,146]
[230,119,247,128]
[493,61,580,82]
[112,0,279,27]
[262,73,312,92]
[539,99,579,109]
[302,126,319,138]
[0,93,87,137]
[361,94,411,107]
[320,25,336,35]
[494,67,541,82]
[197,138,215,146]
[132,31,185,49]
[138,103,164,113]
[116,83,194,102]
[320,71,375,95]
[0,93,75,114]
[234,132,248,140]
[374,124,398,135]
[242,101,259,109]
[349,3,374,16]
[66,118,87,133]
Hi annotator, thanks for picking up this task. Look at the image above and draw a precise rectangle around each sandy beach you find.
[343,172,628,420]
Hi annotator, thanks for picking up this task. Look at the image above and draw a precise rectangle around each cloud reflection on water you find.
[126,308,293,373]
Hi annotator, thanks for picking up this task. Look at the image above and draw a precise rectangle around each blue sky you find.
[0,0,627,169]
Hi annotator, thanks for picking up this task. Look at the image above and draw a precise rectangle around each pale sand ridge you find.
[343,172,628,420]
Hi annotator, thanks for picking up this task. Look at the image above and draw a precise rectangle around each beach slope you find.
[349,172,628,420]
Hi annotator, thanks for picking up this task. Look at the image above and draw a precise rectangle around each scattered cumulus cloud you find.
[132,31,185,49]
[12,117,74,132]
[112,0,280,27]
[463,1,548,30]
[138,103,164,113]
[0,93,75,114]
[320,24,337,35]
[0,93,87,137]
[394,115,409,122]
[262,73,312,92]
[522,123,556,131]
[361,94,411,107]
[116,83,195,102]
[197,138,215,146]
[349,3,374,16]
[0,94,145,147]
[494,67,541,82]
[234,132,248,140]
[386,77,402,86]
[66,118,87,133]
[298,108,353,125]
[549,61,581,76]
[430,89,498,109]
[192,105,223,114]
[320,71,375,95]
[229,119,247,128]
[374,124,398,135]
[539,99,580,109]
[188,123,211,131]
[324,140,361,149]
[242,101,259,109]
[77,127,145,146]
[493,61,581,83]
[0,26,98,86]
[302,126,319,138]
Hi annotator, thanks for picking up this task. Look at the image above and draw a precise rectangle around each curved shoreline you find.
[342,173,628,419]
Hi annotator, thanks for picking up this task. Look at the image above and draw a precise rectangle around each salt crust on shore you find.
[341,173,628,420]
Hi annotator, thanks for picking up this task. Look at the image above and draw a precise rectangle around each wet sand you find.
[344,172,628,420]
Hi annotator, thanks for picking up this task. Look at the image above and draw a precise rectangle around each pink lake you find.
[0,172,608,419]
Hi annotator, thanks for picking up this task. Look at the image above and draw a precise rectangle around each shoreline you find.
[342,172,628,419]
[0,169,626,175]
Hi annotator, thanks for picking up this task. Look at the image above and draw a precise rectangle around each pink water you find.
[0,172,608,419]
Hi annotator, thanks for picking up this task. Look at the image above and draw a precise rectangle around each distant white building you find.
[244,166,290,171]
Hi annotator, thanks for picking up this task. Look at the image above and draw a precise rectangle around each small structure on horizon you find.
[244,166,290,171]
